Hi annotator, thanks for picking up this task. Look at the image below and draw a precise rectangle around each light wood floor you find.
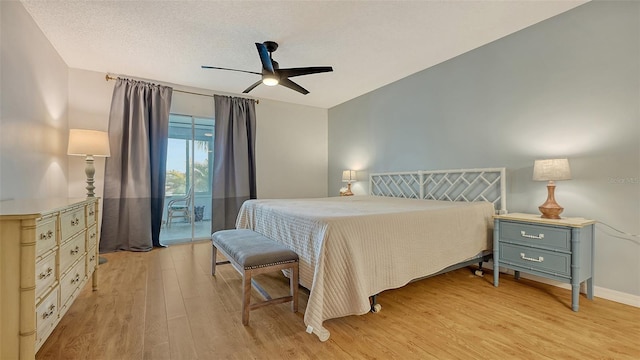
[37,241,640,360]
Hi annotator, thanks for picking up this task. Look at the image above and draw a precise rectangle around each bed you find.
[235,168,506,341]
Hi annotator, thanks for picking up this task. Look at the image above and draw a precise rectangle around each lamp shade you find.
[342,170,357,183]
[533,158,571,181]
[67,129,111,157]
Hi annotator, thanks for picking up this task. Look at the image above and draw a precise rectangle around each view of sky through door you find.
[160,114,214,245]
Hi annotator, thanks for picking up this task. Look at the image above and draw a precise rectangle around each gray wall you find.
[329,1,639,297]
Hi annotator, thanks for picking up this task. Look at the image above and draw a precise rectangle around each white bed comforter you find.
[235,196,494,341]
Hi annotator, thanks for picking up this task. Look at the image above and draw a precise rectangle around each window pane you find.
[165,138,187,195]
[193,118,214,194]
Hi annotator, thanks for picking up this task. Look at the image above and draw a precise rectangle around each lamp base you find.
[340,183,354,196]
[539,182,564,219]
[85,155,96,197]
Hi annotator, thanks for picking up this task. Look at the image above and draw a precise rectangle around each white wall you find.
[67,70,328,200]
[329,1,640,300]
[0,1,69,200]
[255,100,328,199]
[67,69,114,198]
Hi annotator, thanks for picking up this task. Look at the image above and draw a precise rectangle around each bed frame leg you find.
[369,294,382,313]
[474,261,485,277]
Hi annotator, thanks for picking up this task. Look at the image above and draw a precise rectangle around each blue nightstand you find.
[493,213,596,311]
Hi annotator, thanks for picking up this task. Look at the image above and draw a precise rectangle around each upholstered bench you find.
[211,229,299,325]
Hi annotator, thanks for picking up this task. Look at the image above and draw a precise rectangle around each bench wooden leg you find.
[211,244,217,275]
[242,269,252,326]
[291,264,299,313]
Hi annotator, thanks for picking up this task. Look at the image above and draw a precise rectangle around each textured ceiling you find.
[21,0,587,109]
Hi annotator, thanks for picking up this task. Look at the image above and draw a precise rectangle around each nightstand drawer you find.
[500,243,571,277]
[500,221,571,251]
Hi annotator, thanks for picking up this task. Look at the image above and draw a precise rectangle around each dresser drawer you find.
[35,286,59,350]
[60,206,86,241]
[500,243,571,277]
[60,232,86,272]
[86,204,97,226]
[35,218,57,257]
[35,251,57,302]
[500,221,571,251]
[87,224,98,251]
[60,256,86,308]
[87,249,97,278]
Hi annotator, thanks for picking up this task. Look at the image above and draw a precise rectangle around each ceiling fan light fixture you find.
[262,74,279,86]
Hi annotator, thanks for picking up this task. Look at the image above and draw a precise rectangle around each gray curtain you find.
[212,95,257,232]
[100,78,173,252]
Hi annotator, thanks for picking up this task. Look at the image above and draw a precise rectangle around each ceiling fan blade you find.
[279,78,309,95]
[278,67,333,78]
[255,43,275,73]
[201,65,261,75]
[242,80,263,94]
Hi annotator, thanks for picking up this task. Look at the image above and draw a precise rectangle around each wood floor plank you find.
[36,241,640,360]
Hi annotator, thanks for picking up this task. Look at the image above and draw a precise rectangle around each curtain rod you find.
[105,74,259,104]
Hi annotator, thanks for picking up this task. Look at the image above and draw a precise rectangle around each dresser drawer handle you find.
[89,209,95,216]
[520,253,544,263]
[39,230,54,240]
[70,246,80,255]
[70,273,81,285]
[71,218,80,226]
[42,304,56,320]
[90,232,96,239]
[520,230,544,240]
[38,267,53,279]
[89,255,96,262]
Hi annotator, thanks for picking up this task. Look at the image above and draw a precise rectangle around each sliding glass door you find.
[160,114,214,245]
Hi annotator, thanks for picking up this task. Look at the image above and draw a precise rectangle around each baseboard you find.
[494,267,640,308]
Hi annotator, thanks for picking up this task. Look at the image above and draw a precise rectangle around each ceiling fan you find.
[202,41,333,95]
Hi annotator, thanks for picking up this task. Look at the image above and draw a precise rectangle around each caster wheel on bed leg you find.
[371,304,382,313]
[474,269,484,277]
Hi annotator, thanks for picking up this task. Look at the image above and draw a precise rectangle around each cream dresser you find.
[0,198,100,360]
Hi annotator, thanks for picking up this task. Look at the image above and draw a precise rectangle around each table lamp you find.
[341,170,357,196]
[533,158,571,219]
[67,129,111,197]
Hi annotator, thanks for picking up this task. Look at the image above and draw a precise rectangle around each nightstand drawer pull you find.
[520,230,544,240]
[520,253,544,263]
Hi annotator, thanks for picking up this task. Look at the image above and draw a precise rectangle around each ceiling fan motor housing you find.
[263,41,279,53]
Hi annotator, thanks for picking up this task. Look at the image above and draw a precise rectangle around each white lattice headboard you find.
[369,167,507,214]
